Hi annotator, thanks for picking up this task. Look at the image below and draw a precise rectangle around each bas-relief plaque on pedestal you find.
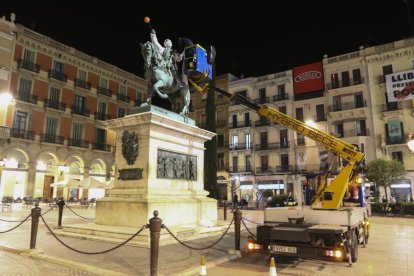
[157,149,197,180]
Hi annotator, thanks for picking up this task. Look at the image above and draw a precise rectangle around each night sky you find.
[2,0,414,78]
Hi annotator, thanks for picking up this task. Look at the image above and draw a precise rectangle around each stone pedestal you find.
[96,105,217,228]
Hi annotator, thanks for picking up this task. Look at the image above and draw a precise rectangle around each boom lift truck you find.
[183,44,370,265]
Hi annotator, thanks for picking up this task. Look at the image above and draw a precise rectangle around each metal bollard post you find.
[30,201,42,249]
[149,210,163,276]
[234,208,242,250]
[223,200,227,221]
[57,197,65,229]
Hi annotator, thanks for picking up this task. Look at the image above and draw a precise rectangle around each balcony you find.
[276,165,293,173]
[256,166,274,173]
[273,94,289,102]
[229,120,252,129]
[228,166,254,173]
[254,97,269,104]
[94,112,111,121]
[326,77,365,90]
[74,79,92,90]
[229,143,253,151]
[41,133,64,145]
[343,129,370,137]
[117,93,130,103]
[329,100,367,112]
[48,70,68,83]
[17,59,40,73]
[68,138,89,148]
[381,102,403,112]
[97,87,112,98]
[71,106,90,117]
[9,128,35,140]
[255,119,270,127]
[17,91,38,104]
[386,136,405,145]
[92,143,111,152]
[254,142,289,151]
[295,164,321,172]
[216,120,228,128]
[44,99,66,111]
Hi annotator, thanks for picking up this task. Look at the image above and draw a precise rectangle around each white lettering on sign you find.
[294,71,321,82]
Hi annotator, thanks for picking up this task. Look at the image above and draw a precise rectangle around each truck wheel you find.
[350,231,358,262]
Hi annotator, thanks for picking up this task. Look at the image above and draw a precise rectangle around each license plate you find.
[270,245,297,254]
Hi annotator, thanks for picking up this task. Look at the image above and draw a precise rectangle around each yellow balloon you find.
[144,17,150,23]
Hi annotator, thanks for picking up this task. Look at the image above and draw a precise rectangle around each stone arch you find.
[33,150,59,172]
[1,146,30,169]
[64,154,85,176]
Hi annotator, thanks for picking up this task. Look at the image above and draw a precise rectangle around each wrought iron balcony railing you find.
[44,99,66,111]
[48,70,68,82]
[41,133,64,145]
[97,86,112,97]
[17,59,40,73]
[74,78,92,90]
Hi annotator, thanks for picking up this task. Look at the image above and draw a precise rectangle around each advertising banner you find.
[293,62,324,94]
[386,69,414,102]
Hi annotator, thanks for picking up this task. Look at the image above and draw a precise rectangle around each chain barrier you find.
[40,214,147,254]
[0,204,56,223]
[164,218,234,250]
[241,218,256,239]
[241,217,262,225]
[0,214,31,233]
[65,204,94,220]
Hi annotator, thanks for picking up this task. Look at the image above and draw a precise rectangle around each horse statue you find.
[140,41,190,116]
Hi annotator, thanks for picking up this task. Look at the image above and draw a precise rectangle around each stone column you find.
[26,162,36,197]
[83,167,90,179]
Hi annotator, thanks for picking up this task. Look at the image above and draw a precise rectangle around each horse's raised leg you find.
[180,84,190,116]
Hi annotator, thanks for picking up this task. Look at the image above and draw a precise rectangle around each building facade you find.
[0,17,147,201]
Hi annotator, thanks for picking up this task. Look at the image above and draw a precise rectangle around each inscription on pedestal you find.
[118,168,143,180]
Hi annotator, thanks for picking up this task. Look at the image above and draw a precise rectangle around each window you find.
[49,87,60,103]
[356,120,367,136]
[259,88,266,102]
[260,132,268,146]
[98,101,107,115]
[232,156,238,172]
[244,112,250,126]
[217,153,224,169]
[118,107,125,118]
[355,93,364,108]
[119,85,126,95]
[277,84,285,98]
[232,114,237,128]
[19,78,32,97]
[330,73,339,88]
[316,104,325,121]
[280,129,288,148]
[386,121,404,144]
[392,151,403,164]
[245,155,252,172]
[136,91,143,105]
[217,134,224,148]
[23,49,35,63]
[78,70,87,81]
[296,107,303,121]
[13,111,29,131]
[279,106,286,114]
[382,65,393,76]
[45,117,58,135]
[281,154,289,171]
[53,61,64,73]
[74,95,86,109]
[341,71,350,87]
[100,78,108,88]
[72,123,83,140]
[261,155,268,171]
[232,135,238,149]
[94,128,107,144]
[333,96,341,111]
[352,68,362,84]
[245,133,251,149]
[335,124,344,137]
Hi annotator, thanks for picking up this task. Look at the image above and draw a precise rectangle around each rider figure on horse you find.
[150,29,183,90]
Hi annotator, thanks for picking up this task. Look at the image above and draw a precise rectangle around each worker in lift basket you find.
[285,192,297,206]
